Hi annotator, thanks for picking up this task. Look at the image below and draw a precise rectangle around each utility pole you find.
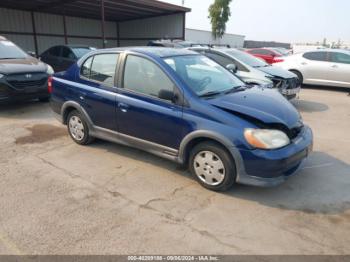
[182,0,185,6]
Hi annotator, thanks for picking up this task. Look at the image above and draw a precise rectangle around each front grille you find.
[272,77,299,90]
[6,73,47,90]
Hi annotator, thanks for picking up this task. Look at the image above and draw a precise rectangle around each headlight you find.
[0,73,4,79]
[46,65,54,75]
[244,128,290,149]
[262,82,274,88]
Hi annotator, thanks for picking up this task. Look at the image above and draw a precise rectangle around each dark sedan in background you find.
[40,45,96,72]
[0,36,53,104]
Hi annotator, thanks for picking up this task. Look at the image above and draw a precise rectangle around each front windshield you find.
[226,49,269,68]
[0,40,28,59]
[163,55,244,97]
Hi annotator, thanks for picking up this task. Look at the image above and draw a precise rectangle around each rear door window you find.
[303,52,329,62]
[89,53,119,86]
[330,52,350,64]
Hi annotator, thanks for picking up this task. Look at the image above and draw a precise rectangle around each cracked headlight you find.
[244,129,290,150]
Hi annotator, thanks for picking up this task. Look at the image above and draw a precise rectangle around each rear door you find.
[77,53,120,131]
[116,53,184,150]
[328,52,350,87]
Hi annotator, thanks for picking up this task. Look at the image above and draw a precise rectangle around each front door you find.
[328,52,350,87]
[116,54,184,150]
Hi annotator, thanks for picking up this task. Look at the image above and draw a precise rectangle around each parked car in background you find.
[0,36,53,104]
[270,47,293,56]
[40,45,96,72]
[50,47,313,191]
[190,47,300,99]
[148,40,207,48]
[246,48,285,64]
[274,49,350,88]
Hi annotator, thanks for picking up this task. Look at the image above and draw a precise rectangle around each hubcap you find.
[69,116,85,141]
[193,151,225,186]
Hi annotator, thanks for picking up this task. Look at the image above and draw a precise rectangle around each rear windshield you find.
[72,47,95,59]
[0,40,28,59]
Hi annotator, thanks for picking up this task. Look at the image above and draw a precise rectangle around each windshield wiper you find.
[224,86,246,94]
[199,91,223,98]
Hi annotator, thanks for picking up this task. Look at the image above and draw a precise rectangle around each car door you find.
[60,46,77,71]
[77,53,120,131]
[328,52,350,87]
[116,54,184,150]
[300,51,332,85]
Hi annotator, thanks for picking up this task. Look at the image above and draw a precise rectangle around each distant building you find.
[185,28,245,48]
[244,40,291,49]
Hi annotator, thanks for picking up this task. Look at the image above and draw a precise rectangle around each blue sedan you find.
[50,47,313,191]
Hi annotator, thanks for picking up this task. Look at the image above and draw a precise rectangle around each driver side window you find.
[123,55,174,100]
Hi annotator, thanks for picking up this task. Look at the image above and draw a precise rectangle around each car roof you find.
[304,48,350,54]
[88,47,197,58]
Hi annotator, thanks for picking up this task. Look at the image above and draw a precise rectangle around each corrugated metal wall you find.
[119,13,183,43]
[185,28,245,48]
[0,7,185,53]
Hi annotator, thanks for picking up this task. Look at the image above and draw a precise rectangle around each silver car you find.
[190,47,300,99]
[275,49,350,88]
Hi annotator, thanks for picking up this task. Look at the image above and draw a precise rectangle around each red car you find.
[246,48,285,64]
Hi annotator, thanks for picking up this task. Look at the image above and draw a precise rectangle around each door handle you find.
[301,62,307,65]
[118,102,129,113]
[332,64,338,68]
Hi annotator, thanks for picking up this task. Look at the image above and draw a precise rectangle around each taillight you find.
[48,76,53,94]
[273,57,284,63]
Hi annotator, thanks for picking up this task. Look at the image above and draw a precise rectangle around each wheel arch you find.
[61,101,93,129]
[178,131,243,175]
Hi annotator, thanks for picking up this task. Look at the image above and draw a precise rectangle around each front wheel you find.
[189,142,236,191]
[290,70,303,86]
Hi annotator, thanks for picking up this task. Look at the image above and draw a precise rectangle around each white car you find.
[275,49,350,88]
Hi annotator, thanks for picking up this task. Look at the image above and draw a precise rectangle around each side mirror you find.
[226,64,238,73]
[158,89,176,102]
[27,51,37,57]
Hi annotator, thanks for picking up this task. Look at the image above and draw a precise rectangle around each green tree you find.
[208,0,232,39]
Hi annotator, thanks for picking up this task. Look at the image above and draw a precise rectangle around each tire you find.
[290,70,303,86]
[189,141,236,192]
[67,110,94,145]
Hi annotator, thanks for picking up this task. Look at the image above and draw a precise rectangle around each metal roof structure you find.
[0,0,190,22]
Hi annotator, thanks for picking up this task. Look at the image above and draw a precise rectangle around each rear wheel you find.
[67,110,94,145]
[189,142,236,191]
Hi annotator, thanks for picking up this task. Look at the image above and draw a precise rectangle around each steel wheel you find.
[68,115,85,141]
[193,150,226,186]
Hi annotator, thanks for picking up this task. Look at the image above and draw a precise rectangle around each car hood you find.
[0,56,47,74]
[257,65,296,79]
[208,86,300,128]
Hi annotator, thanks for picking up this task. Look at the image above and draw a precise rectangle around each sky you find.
[161,0,350,44]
